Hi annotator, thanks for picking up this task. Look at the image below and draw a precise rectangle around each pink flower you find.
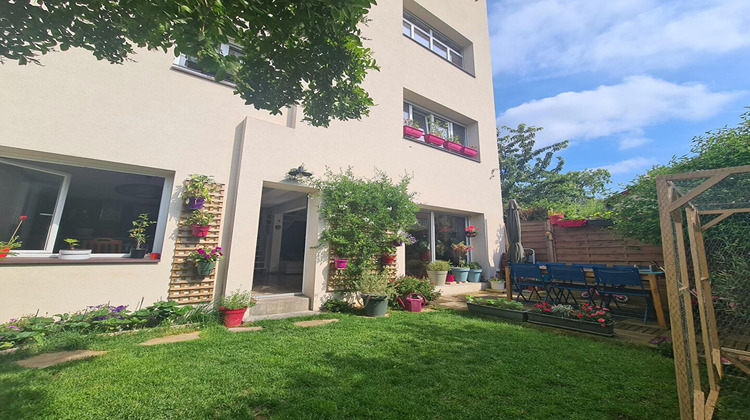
[577,314,583,318]
[597,318,605,323]
[19,215,27,220]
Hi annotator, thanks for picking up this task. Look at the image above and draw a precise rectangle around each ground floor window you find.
[405,210,470,277]
[0,157,169,256]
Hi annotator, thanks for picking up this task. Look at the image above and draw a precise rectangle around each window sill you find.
[170,65,237,88]
[403,136,480,162]
[402,34,475,78]
[0,257,161,265]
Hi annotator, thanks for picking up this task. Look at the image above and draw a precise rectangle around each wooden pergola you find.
[656,165,750,420]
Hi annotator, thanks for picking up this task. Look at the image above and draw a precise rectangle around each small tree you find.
[129,213,156,250]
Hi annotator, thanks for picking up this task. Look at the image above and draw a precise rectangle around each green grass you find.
[0,310,679,419]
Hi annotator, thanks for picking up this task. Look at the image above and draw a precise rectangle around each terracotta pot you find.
[382,254,396,265]
[423,134,445,146]
[0,247,10,258]
[219,306,247,328]
[192,224,211,237]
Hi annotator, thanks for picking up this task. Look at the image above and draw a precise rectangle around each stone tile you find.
[16,350,107,369]
[228,326,264,333]
[293,319,339,327]
[139,331,201,346]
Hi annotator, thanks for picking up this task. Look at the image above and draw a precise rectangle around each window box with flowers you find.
[527,302,615,337]
[466,295,529,322]
[465,225,479,238]
[461,145,478,158]
[187,245,224,276]
[403,119,424,140]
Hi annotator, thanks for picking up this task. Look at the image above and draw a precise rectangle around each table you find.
[504,266,667,328]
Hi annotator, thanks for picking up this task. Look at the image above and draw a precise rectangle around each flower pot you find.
[419,250,431,261]
[467,269,482,282]
[467,302,529,322]
[556,219,587,228]
[58,249,92,260]
[548,214,564,225]
[450,267,470,282]
[218,306,247,328]
[0,247,10,258]
[381,254,396,265]
[461,147,478,157]
[445,274,455,283]
[443,141,463,152]
[130,248,148,259]
[426,270,448,286]
[490,280,506,291]
[192,224,211,237]
[403,125,424,139]
[196,261,215,275]
[526,312,615,337]
[466,232,477,238]
[423,134,445,146]
[363,295,389,317]
[334,258,348,269]
[186,197,205,210]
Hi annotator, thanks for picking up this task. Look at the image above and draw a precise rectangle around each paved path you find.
[16,350,107,369]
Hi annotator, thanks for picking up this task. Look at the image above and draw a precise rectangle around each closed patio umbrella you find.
[507,199,524,263]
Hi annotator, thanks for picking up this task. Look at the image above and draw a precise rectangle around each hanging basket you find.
[186,197,205,210]
[196,261,216,276]
[334,258,348,269]
[192,224,211,237]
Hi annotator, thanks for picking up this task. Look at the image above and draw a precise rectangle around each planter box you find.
[586,219,613,227]
[526,312,615,337]
[461,147,478,157]
[423,134,445,146]
[467,302,528,322]
[403,125,424,139]
[443,141,463,152]
[58,249,92,260]
[556,219,587,228]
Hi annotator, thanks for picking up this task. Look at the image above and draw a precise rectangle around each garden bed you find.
[527,312,615,337]
[466,302,528,322]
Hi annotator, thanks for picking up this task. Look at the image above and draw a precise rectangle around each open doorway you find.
[252,187,308,296]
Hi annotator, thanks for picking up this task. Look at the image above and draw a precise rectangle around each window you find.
[403,11,464,69]
[403,101,466,145]
[173,43,242,84]
[404,211,472,277]
[0,157,169,256]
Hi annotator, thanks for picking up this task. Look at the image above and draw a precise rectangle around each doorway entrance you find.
[252,187,308,296]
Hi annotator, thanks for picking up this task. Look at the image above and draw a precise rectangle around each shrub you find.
[426,260,450,271]
[322,299,353,313]
[389,276,441,307]
[357,271,393,296]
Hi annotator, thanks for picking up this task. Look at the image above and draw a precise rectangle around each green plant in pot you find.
[357,270,393,317]
[217,288,256,328]
[58,238,92,260]
[187,245,224,276]
[185,210,215,237]
[467,261,483,282]
[183,174,217,209]
[450,242,473,282]
[128,213,155,258]
[0,215,26,258]
[488,276,506,291]
[425,260,451,286]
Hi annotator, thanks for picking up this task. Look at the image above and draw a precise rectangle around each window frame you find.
[416,210,472,264]
[403,101,467,145]
[402,13,464,69]
[172,43,242,86]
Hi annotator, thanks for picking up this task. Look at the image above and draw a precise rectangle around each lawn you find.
[0,310,679,419]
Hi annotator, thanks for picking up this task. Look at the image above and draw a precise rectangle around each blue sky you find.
[487,0,750,190]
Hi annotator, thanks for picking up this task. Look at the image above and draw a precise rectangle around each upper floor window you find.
[173,43,242,84]
[403,102,466,145]
[402,11,464,68]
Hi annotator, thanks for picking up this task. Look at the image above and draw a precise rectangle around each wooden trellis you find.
[656,165,750,420]
[326,254,398,292]
[168,182,225,304]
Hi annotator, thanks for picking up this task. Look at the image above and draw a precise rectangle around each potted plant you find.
[182,174,217,210]
[467,261,483,282]
[334,258,348,269]
[465,225,479,238]
[527,302,615,337]
[548,209,564,226]
[0,215,26,258]
[450,242,473,282]
[466,295,528,321]
[381,254,396,265]
[443,135,464,152]
[128,213,155,258]
[403,118,423,139]
[58,238,92,260]
[358,271,393,317]
[187,245,224,276]
[423,120,447,146]
[489,277,505,291]
[217,288,256,328]
[184,210,215,237]
[425,260,451,286]
[461,144,479,158]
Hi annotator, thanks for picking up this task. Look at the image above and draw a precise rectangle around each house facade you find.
[0,0,504,321]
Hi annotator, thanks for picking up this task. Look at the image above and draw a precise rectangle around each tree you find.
[497,124,610,215]
[609,109,750,245]
[0,0,378,127]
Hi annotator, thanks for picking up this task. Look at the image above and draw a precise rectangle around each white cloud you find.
[497,76,743,147]
[488,0,750,76]
[597,157,658,175]
[618,136,651,150]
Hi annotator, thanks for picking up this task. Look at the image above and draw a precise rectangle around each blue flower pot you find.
[467,269,482,282]
[450,267,470,282]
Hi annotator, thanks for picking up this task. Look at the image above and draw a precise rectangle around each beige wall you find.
[0,0,503,320]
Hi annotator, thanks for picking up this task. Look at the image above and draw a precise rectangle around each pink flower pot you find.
[556,219,587,227]
[219,306,247,328]
[0,247,9,258]
[192,225,210,237]
[423,134,445,146]
[403,125,424,139]
[446,274,455,283]
[382,254,396,265]
[334,258,348,269]
[461,147,478,157]
[548,214,564,225]
[443,141,463,152]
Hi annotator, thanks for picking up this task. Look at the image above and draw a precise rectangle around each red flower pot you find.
[403,125,424,139]
[192,225,210,237]
[446,274,455,283]
[423,134,445,146]
[556,219,587,228]
[548,214,564,225]
[382,254,396,265]
[219,306,247,328]
[443,141,463,152]
[461,147,478,157]
[334,258,348,269]
[0,247,10,258]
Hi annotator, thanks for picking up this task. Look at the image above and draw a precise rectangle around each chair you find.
[509,263,550,303]
[571,263,606,269]
[548,265,591,306]
[593,267,655,324]
[82,238,123,253]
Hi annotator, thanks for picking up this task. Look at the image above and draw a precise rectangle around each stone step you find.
[245,310,320,322]
[246,295,311,317]
[436,281,490,296]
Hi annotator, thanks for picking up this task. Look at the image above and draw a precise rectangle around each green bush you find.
[322,299,353,313]
[466,295,524,310]
[426,260,450,271]
[389,276,441,308]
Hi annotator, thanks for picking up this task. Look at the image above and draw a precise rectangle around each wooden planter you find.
[526,312,615,336]
[467,302,529,322]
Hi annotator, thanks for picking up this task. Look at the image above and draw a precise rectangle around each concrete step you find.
[436,281,490,296]
[245,310,320,322]
[246,295,311,317]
